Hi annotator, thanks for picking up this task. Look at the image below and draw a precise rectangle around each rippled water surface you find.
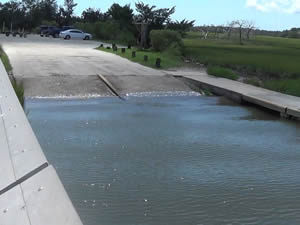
[27,96,300,225]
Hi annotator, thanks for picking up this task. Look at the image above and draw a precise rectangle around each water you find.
[26,96,300,225]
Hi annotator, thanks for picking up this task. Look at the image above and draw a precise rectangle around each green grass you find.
[183,35,300,78]
[183,34,300,96]
[243,78,261,87]
[0,46,13,72]
[0,46,25,108]
[263,79,300,97]
[207,66,239,80]
[11,79,25,108]
[97,46,183,69]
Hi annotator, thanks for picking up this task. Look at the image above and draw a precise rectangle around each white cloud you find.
[246,0,300,13]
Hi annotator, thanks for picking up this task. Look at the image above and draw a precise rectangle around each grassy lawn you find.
[263,79,300,97]
[97,46,183,69]
[183,34,300,97]
[183,35,300,78]
[207,66,239,80]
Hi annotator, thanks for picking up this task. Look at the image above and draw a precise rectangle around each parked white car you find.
[59,29,92,40]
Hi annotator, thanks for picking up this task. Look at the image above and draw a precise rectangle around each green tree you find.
[64,0,77,25]
[167,19,195,37]
[135,1,175,30]
[81,8,103,23]
[40,0,57,22]
[22,0,43,29]
[135,1,175,47]
[107,3,134,30]
[0,1,26,31]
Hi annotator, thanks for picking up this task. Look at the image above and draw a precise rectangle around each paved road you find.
[1,35,164,77]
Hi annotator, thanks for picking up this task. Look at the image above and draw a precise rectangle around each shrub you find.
[75,21,137,46]
[244,78,261,87]
[207,66,239,80]
[76,21,135,44]
[74,22,95,35]
[150,30,183,51]
[117,30,136,45]
[167,19,195,37]
[41,20,58,26]
[93,21,120,40]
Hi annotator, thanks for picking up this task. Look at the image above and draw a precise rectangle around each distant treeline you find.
[192,22,300,41]
[192,20,256,44]
[0,0,195,46]
[255,28,300,39]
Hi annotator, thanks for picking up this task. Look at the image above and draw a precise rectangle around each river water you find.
[27,96,300,225]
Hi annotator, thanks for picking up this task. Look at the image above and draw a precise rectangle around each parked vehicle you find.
[39,25,48,36]
[49,26,74,38]
[59,29,92,40]
[39,25,75,38]
[40,26,56,37]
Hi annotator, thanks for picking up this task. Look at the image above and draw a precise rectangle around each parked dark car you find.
[40,25,75,38]
[50,26,74,38]
[39,25,48,36]
[40,26,56,37]
[47,27,62,38]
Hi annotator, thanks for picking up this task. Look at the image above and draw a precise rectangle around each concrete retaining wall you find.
[179,76,300,120]
[0,61,83,225]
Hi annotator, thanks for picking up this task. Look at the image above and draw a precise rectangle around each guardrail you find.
[0,61,83,225]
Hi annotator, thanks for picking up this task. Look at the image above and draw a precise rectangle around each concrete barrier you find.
[287,108,300,119]
[178,76,243,103]
[0,61,82,225]
[242,95,287,114]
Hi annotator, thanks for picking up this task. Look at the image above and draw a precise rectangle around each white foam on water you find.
[124,91,202,98]
[27,91,202,100]
[27,93,111,100]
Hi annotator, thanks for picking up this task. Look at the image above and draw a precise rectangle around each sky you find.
[2,0,300,31]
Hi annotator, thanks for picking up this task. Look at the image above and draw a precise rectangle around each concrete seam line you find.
[0,162,49,196]
[97,74,125,100]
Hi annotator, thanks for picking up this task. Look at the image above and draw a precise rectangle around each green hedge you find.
[150,30,182,51]
[75,21,135,45]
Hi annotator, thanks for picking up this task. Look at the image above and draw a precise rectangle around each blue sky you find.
[2,0,300,30]
[62,0,300,31]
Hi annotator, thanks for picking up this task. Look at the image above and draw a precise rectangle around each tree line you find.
[193,20,256,44]
[0,0,76,30]
[193,20,300,43]
[0,0,195,46]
